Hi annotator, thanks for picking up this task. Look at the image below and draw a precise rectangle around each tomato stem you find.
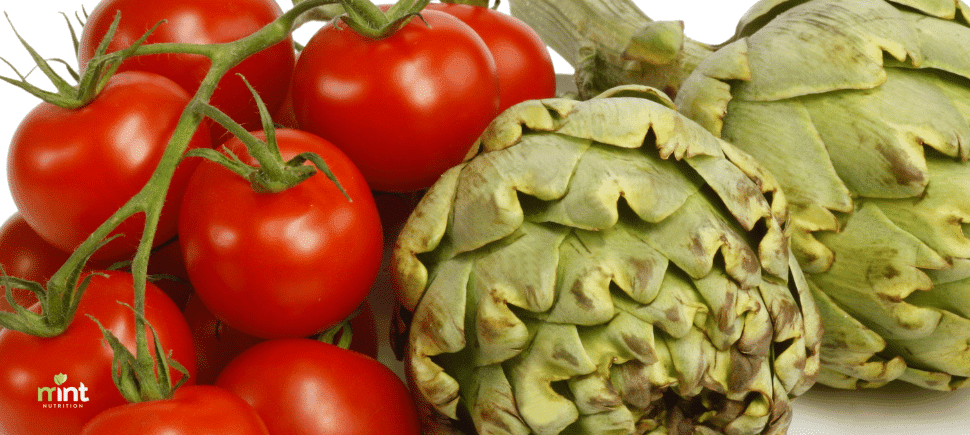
[188,78,351,198]
[0,11,164,108]
[318,321,355,349]
[120,0,342,402]
[88,304,190,403]
[0,0,342,402]
[336,0,431,39]
[508,0,715,98]
[291,0,346,33]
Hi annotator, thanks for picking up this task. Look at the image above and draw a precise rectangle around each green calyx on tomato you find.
[0,236,116,337]
[88,303,190,403]
[316,303,364,350]
[335,0,431,40]
[293,6,502,192]
[0,275,89,337]
[186,77,350,197]
[0,271,197,435]
[0,11,160,109]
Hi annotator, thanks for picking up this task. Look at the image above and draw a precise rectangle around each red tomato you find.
[426,3,557,112]
[345,299,380,360]
[292,9,500,192]
[0,271,197,435]
[271,58,301,130]
[79,385,269,435]
[178,129,383,339]
[7,71,210,262]
[184,295,380,385]
[182,295,264,385]
[216,338,421,435]
[272,85,300,130]
[78,0,296,144]
[0,213,71,312]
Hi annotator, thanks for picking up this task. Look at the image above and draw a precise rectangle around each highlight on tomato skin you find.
[215,338,422,435]
[426,2,558,112]
[77,0,297,145]
[291,8,501,193]
[178,129,384,340]
[79,385,271,435]
[6,71,211,264]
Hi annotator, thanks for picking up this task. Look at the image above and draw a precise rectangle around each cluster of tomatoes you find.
[0,0,556,434]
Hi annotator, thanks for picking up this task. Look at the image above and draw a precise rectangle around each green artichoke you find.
[513,0,970,390]
[676,0,970,391]
[391,87,822,434]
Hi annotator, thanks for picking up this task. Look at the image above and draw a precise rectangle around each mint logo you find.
[37,373,89,407]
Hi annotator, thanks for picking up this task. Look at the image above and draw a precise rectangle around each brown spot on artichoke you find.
[668,0,970,391]
[392,88,820,434]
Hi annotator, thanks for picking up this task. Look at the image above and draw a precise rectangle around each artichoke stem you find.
[509,0,715,98]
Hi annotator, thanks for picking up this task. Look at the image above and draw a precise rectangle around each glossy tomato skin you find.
[78,0,295,144]
[178,129,383,339]
[184,295,380,384]
[7,71,210,263]
[79,385,269,435]
[216,338,421,435]
[0,213,71,312]
[0,271,196,435]
[425,3,557,112]
[292,9,500,192]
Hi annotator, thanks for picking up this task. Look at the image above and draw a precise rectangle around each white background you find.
[1,1,969,434]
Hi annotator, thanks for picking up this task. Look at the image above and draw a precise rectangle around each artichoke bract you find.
[513,0,970,392]
[674,0,970,391]
[391,87,822,434]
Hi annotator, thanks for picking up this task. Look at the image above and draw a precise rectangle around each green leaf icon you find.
[53,373,67,386]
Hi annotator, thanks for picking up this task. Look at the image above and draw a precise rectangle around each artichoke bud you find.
[674,0,970,390]
[392,86,822,434]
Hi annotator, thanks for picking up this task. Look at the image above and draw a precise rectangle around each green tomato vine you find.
[0,0,422,403]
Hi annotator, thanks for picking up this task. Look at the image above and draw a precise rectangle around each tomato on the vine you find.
[0,213,71,312]
[7,71,210,263]
[78,0,296,144]
[292,8,500,192]
[178,129,383,339]
[80,385,269,435]
[216,338,421,435]
[0,271,196,435]
[426,2,557,112]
